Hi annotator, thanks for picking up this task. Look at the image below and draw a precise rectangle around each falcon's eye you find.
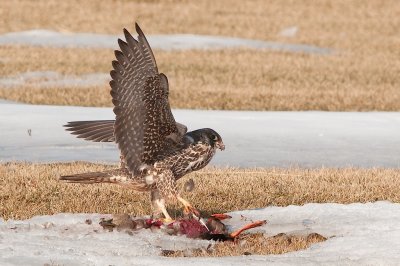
[212,134,218,141]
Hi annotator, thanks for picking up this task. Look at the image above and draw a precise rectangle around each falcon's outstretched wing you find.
[64,120,187,143]
[110,23,185,175]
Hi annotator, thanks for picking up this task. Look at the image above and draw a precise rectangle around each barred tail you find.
[60,170,150,191]
[60,171,129,184]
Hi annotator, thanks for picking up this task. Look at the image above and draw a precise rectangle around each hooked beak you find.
[216,141,225,151]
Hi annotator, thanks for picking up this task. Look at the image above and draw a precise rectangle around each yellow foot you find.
[160,217,175,224]
[154,198,174,223]
[177,196,201,217]
[183,205,201,218]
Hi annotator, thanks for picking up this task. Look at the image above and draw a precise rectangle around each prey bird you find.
[60,23,225,222]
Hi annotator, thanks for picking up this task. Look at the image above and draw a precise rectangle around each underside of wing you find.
[64,120,115,142]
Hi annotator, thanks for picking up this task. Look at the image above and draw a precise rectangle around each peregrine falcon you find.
[60,23,225,221]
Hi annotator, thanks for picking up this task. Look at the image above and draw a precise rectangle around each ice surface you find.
[0,103,399,168]
[0,213,211,265]
[0,99,20,104]
[0,30,333,55]
[0,71,109,89]
[1,202,400,265]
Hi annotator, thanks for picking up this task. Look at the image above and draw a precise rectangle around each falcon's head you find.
[185,128,225,150]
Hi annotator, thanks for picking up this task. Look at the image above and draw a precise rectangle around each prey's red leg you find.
[229,220,267,238]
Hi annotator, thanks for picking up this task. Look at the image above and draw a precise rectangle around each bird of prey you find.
[60,23,225,222]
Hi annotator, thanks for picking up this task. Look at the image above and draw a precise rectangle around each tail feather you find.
[60,170,129,184]
[60,169,151,191]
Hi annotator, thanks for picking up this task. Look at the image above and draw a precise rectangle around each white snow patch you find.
[0,103,399,168]
[0,99,20,104]
[1,202,400,265]
[0,213,211,265]
[0,71,109,89]
[0,29,333,55]
[279,26,299,38]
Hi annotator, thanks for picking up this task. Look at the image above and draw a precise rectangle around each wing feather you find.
[65,23,188,175]
[64,120,115,142]
[111,24,159,175]
[64,119,187,144]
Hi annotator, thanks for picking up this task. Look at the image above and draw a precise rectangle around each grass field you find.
[0,0,399,110]
[2,162,399,221]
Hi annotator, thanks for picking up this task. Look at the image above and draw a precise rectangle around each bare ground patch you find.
[162,233,327,257]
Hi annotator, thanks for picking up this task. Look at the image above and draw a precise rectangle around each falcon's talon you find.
[186,206,201,218]
[177,196,201,217]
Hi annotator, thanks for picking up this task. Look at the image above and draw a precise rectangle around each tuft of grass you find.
[1,162,400,220]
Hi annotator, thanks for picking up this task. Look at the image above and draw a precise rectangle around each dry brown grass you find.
[2,0,399,51]
[0,46,110,76]
[1,0,399,110]
[163,233,327,257]
[1,162,399,220]
[1,46,399,110]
